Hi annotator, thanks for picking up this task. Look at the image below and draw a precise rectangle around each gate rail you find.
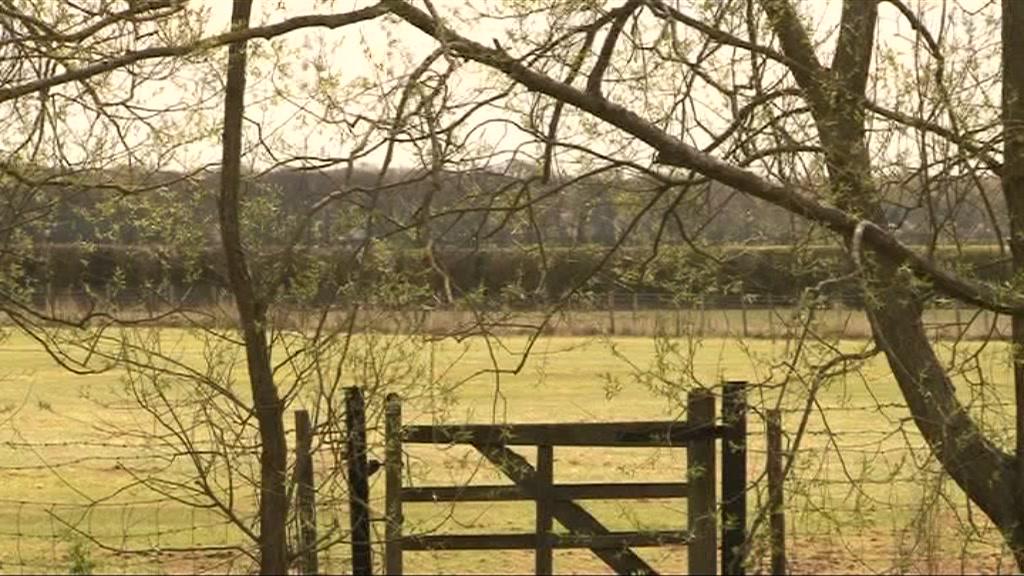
[379,381,748,575]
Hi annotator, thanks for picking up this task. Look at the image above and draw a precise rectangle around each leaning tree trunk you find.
[760,0,1024,565]
[219,0,290,572]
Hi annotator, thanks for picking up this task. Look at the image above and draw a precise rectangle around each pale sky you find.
[31,0,998,177]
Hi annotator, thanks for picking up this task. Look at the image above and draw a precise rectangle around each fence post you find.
[429,340,437,383]
[688,389,716,576]
[345,386,373,575]
[767,409,786,575]
[699,299,707,337]
[608,290,616,335]
[385,393,404,576]
[295,410,318,575]
[535,444,554,575]
[740,296,749,338]
[722,380,748,575]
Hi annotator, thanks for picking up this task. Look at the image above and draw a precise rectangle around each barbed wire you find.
[12,285,1003,309]
[1,345,1019,573]
[0,418,1014,574]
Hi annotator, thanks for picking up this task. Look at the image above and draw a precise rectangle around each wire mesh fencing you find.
[1,297,1021,574]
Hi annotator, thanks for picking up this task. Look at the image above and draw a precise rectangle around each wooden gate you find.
[380,382,748,575]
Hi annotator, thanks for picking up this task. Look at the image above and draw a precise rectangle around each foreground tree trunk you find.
[770,1,1024,564]
[219,0,290,572]
[760,0,1024,566]
[1003,0,1024,565]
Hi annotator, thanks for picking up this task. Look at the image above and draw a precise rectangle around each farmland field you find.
[0,324,1018,574]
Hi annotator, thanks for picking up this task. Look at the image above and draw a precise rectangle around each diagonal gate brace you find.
[473,442,659,576]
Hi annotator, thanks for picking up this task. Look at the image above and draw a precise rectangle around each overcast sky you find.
[103,0,999,176]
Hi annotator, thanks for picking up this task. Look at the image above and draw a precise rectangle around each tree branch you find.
[585,0,641,97]
[647,0,800,73]
[864,99,1002,175]
[383,0,1024,315]
[758,0,829,111]
[0,3,388,104]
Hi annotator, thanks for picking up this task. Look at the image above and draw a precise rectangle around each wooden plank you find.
[722,380,748,576]
[535,445,554,575]
[403,420,724,447]
[294,410,318,575]
[688,389,716,576]
[403,530,692,551]
[385,393,404,576]
[402,482,689,502]
[554,531,691,548]
[767,409,786,575]
[345,387,373,576]
[403,485,527,502]
[404,533,535,551]
[473,443,658,575]
[556,482,688,500]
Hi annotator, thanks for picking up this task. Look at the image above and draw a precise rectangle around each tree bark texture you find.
[1003,0,1024,564]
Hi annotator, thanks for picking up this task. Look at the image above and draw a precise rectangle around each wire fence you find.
[744,413,1015,574]
[0,398,1017,574]
[0,305,1019,574]
[17,285,965,310]
[12,286,1012,343]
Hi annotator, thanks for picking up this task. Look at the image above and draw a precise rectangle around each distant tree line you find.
[31,165,1007,247]
[20,242,1009,309]
[8,165,1009,307]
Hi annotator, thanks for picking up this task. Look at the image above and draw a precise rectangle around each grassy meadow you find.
[0,322,1019,574]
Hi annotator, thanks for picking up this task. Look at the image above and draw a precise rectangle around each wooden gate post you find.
[688,389,716,575]
[722,380,748,575]
[345,386,373,575]
[295,410,318,575]
[766,409,786,575]
[698,299,707,336]
[535,444,554,575]
[385,393,404,575]
[608,290,617,335]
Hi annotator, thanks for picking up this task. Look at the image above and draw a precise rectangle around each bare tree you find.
[0,2,442,572]
[10,0,1024,571]
[379,0,1024,567]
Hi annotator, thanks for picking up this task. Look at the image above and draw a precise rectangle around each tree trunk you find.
[767,0,1024,566]
[1002,0,1024,565]
[761,0,1023,564]
[219,0,289,573]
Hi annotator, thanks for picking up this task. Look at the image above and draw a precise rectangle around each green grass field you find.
[0,327,1018,574]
